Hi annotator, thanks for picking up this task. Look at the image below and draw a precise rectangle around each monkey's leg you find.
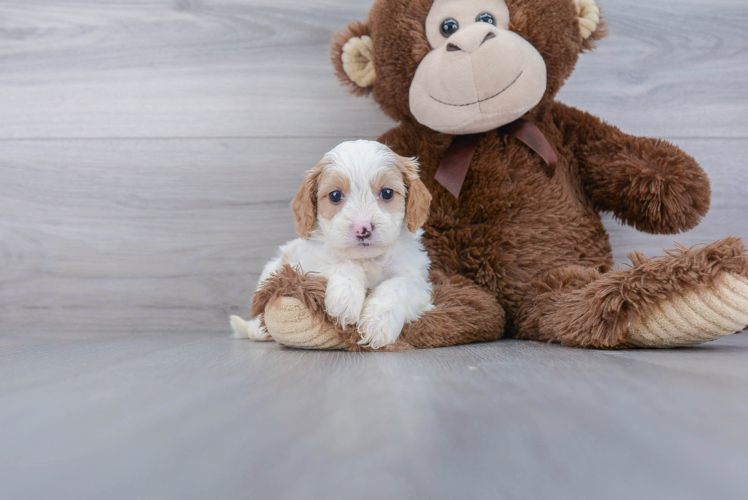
[515,237,748,349]
[251,265,356,350]
[398,271,505,348]
[252,266,504,351]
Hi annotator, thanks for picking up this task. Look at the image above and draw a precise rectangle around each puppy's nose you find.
[353,222,374,239]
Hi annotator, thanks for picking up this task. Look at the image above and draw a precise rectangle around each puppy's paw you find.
[357,304,405,350]
[230,315,273,342]
[325,283,365,328]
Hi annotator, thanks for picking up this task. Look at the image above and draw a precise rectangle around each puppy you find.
[231,140,434,349]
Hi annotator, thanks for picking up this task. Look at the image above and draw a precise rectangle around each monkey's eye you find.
[380,188,394,201]
[440,18,459,37]
[476,13,494,25]
[329,190,344,204]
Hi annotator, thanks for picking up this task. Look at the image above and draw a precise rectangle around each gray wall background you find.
[1,0,747,336]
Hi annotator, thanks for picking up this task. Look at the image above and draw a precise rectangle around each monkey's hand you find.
[554,102,710,235]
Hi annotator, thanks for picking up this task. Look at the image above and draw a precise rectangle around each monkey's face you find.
[410,0,546,134]
[331,0,604,134]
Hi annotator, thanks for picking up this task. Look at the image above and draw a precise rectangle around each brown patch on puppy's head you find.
[291,160,328,239]
[394,155,432,232]
[316,169,350,222]
[371,167,407,218]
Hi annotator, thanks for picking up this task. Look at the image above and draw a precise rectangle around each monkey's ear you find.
[395,155,432,232]
[331,21,376,96]
[575,0,606,51]
[291,162,324,239]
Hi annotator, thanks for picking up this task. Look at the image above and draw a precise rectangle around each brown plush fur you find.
[330,21,373,98]
[399,270,505,348]
[329,0,607,124]
[553,103,711,235]
[253,265,504,351]
[251,264,329,324]
[257,0,744,350]
[251,265,406,351]
[515,237,748,348]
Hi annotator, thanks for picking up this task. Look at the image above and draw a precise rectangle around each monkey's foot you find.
[251,264,412,351]
[516,236,748,349]
[263,296,348,350]
[627,272,748,348]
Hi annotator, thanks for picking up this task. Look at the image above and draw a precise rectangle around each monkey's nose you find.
[445,25,498,54]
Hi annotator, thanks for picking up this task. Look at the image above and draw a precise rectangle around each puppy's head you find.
[291,140,431,259]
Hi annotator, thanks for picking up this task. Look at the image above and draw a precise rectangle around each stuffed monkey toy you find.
[252,0,748,350]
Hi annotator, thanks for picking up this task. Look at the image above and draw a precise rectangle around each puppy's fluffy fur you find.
[231,140,434,349]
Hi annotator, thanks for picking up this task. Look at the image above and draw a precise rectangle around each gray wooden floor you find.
[1,0,747,498]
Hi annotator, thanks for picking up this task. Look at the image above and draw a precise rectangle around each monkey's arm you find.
[552,102,711,235]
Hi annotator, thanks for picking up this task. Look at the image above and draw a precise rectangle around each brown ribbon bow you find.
[434,119,558,198]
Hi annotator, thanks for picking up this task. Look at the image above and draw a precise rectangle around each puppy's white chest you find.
[361,259,385,288]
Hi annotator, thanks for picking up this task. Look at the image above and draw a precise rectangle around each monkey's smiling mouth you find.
[429,71,523,107]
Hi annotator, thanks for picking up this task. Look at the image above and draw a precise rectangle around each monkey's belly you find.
[422,191,613,301]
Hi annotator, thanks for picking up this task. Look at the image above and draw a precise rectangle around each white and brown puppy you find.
[231,140,434,349]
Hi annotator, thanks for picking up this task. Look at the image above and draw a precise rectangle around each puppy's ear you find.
[331,21,375,97]
[291,162,324,239]
[396,156,432,232]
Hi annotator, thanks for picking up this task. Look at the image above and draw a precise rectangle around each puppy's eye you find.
[440,18,459,37]
[329,190,344,204]
[476,13,494,25]
[380,188,394,201]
